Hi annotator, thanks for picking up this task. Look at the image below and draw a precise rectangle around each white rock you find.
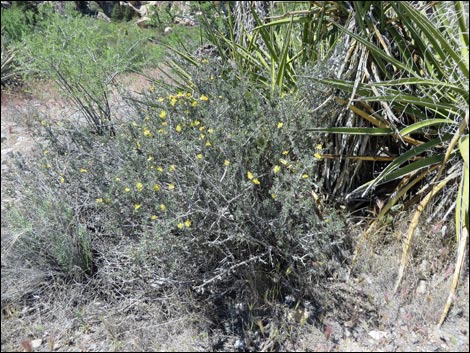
[31,339,43,348]
[416,279,427,295]
[368,330,388,340]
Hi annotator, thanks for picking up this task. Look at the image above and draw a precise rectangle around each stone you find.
[136,16,152,28]
[416,279,427,295]
[97,11,111,22]
[368,330,387,340]
[31,339,43,349]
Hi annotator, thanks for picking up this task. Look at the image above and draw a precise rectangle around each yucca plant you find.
[1,33,20,85]
[307,1,468,326]
[160,1,351,94]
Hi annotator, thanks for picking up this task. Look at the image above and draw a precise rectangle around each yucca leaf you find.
[399,119,457,137]
[394,172,457,294]
[396,2,469,78]
[357,136,451,196]
[306,127,394,135]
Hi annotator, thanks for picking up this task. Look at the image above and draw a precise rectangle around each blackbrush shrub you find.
[6,61,351,311]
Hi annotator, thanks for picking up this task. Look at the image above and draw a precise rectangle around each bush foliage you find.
[6,62,349,309]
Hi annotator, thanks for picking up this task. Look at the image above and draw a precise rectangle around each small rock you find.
[368,330,387,340]
[136,16,152,28]
[234,338,245,350]
[416,280,427,295]
[31,339,43,349]
[97,11,111,22]
[164,26,172,34]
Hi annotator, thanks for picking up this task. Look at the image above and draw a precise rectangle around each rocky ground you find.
[1,76,468,352]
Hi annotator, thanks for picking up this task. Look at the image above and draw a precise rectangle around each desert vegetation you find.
[1,1,468,351]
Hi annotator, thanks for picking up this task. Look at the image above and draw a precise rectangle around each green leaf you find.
[400,119,457,137]
[306,127,394,135]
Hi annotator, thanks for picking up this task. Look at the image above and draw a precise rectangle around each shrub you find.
[7,62,350,310]
[0,5,37,42]
[110,3,123,21]
[15,8,154,135]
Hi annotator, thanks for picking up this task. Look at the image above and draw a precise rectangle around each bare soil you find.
[1,76,468,352]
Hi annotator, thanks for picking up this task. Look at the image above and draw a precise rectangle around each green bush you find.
[8,63,349,308]
[110,3,123,21]
[1,5,37,42]
[15,8,155,134]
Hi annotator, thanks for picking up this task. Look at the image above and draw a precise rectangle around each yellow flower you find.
[151,215,158,221]
[80,168,88,173]
[208,128,214,134]
[158,97,164,102]
[157,166,164,172]
[124,187,131,192]
[96,198,103,203]
[170,97,177,106]
[43,149,49,155]
[197,153,203,159]
[302,174,309,179]
[134,203,141,211]
[143,128,152,137]
[201,59,208,64]
[169,165,176,172]
[247,171,254,180]
[277,122,284,129]
[177,223,184,229]
[191,120,201,127]
[205,141,212,147]
[147,155,154,162]
[176,124,182,133]
[158,129,164,134]
[199,134,205,140]
[271,193,277,200]
[191,100,198,107]
[199,126,205,131]
[186,92,192,97]
[316,144,323,150]
[41,120,47,126]
[136,182,144,191]
[218,95,222,99]
[168,183,175,190]
[114,177,121,181]
[200,95,209,101]
[224,160,230,166]
[150,85,156,92]
[153,184,160,192]
[210,74,214,80]
[160,204,167,212]
[159,110,167,119]
[281,150,289,155]
[279,159,288,166]
[184,219,192,228]
[273,165,281,174]
[314,153,322,160]
[252,178,260,185]
[60,176,65,183]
